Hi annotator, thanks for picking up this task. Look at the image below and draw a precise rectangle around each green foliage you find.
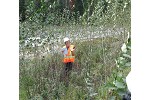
[19,0,130,27]
[19,0,131,99]
[20,34,128,99]
[105,33,131,99]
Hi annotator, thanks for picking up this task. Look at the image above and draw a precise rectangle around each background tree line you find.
[19,0,130,25]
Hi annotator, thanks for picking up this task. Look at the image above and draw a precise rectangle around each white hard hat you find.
[64,37,70,43]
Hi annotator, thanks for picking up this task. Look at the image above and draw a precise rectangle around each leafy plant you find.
[107,33,131,100]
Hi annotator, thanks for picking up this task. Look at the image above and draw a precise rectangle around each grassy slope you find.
[19,34,130,100]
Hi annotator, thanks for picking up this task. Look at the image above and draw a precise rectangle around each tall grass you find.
[20,33,130,99]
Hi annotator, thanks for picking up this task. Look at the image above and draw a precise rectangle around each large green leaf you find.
[113,81,125,89]
[117,89,127,96]
[121,43,127,53]
[109,96,116,100]
[123,54,131,58]
[108,87,117,91]
[118,72,122,77]
[125,62,131,67]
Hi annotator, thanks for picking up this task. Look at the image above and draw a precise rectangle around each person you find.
[60,37,75,87]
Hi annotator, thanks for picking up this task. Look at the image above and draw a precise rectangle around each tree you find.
[19,0,26,22]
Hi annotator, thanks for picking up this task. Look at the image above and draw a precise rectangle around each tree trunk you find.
[34,0,41,10]
[19,0,26,22]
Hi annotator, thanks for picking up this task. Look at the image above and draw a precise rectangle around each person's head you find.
[64,37,70,48]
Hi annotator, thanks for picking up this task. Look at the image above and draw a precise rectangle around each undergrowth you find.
[19,34,130,100]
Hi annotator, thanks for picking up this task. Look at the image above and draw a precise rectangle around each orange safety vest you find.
[62,45,75,63]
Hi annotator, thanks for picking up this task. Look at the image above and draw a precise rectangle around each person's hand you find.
[70,48,75,52]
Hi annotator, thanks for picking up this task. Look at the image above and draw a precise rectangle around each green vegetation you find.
[19,0,131,99]
[20,35,131,99]
[19,0,130,26]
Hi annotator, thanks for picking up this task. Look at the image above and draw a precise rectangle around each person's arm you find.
[71,46,75,56]
[61,47,65,54]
